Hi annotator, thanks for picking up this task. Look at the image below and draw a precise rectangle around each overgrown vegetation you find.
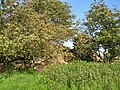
[0,0,75,69]
[0,61,120,90]
[0,0,120,70]
[0,0,119,89]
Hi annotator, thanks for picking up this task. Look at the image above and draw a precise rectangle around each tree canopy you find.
[0,0,74,68]
[74,0,120,62]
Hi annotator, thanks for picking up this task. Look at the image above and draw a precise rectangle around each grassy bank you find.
[0,61,120,90]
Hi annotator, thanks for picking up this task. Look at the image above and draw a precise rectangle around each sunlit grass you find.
[0,61,120,90]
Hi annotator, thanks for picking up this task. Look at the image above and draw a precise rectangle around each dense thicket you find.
[0,0,75,69]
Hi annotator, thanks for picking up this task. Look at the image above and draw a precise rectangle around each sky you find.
[61,0,120,20]
[62,0,120,49]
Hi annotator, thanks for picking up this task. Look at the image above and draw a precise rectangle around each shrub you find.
[0,34,41,69]
[73,33,96,61]
[0,0,75,70]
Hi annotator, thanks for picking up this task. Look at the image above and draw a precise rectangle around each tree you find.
[0,0,75,69]
[0,0,21,29]
[34,0,75,27]
[83,0,120,62]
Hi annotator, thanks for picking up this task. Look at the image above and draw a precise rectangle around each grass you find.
[0,61,120,90]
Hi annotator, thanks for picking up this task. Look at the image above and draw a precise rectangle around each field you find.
[0,61,120,90]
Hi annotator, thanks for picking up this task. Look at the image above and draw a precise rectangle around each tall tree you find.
[84,0,120,62]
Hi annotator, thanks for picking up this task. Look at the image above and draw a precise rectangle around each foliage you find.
[83,0,120,62]
[0,61,120,90]
[0,0,75,68]
[34,0,75,26]
[73,33,96,61]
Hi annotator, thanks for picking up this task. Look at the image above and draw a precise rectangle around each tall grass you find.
[0,61,120,90]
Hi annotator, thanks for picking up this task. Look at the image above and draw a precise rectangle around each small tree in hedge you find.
[73,33,96,61]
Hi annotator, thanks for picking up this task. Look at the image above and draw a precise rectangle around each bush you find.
[0,34,41,69]
[0,1,74,70]
[73,33,96,61]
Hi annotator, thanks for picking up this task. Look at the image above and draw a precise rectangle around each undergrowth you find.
[0,61,120,90]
